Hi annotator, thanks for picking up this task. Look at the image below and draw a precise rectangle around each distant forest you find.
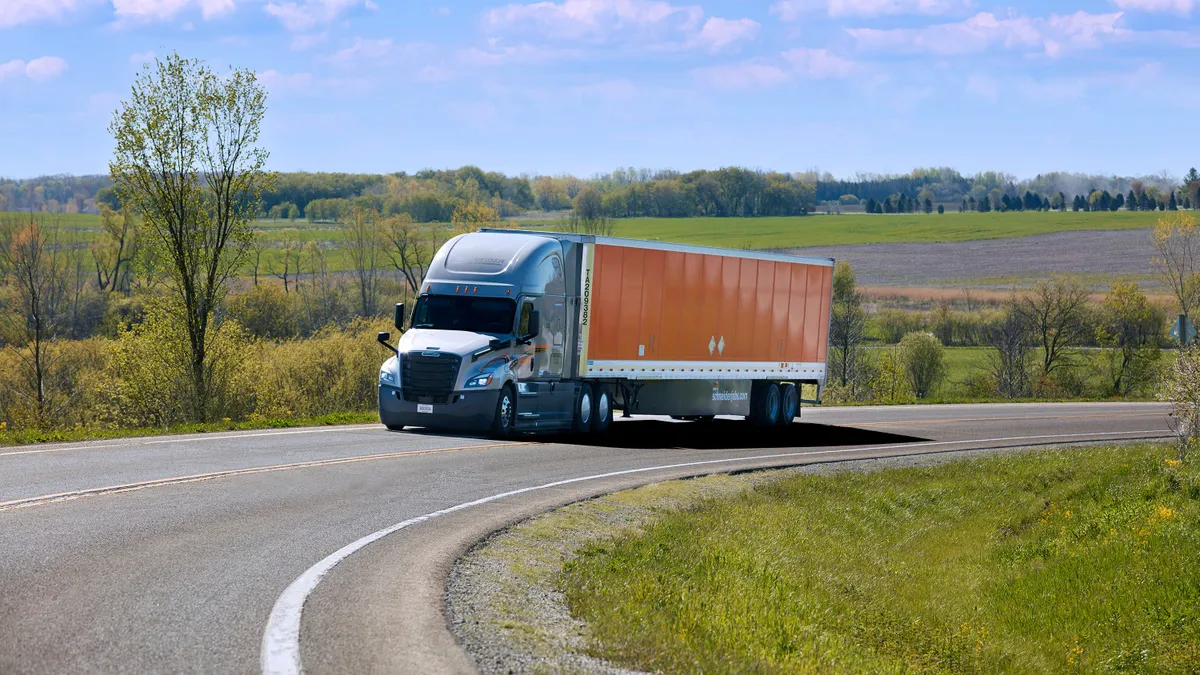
[2,166,1197,222]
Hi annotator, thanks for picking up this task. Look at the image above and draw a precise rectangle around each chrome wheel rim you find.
[580,392,592,426]
[598,392,610,424]
[499,395,512,429]
[766,387,780,422]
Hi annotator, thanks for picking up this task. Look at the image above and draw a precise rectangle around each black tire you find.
[573,383,594,434]
[490,385,517,439]
[591,387,613,434]
[750,382,782,427]
[779,384,798,426]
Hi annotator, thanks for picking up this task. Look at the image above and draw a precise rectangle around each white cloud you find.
[459,43,573,66]
[771,0,972,19]
[691,17,759,52]
[483,0,704,42]
[330,37,393,65]
[265,0,372,31]
[291,32,328,50]
[568,79,636,100]
[0,0,94,28]
[112,0,235,21]
[782,48,860,78]
[0,57,69,82]
[692,61,789,90]
[966,73,999,101]
[130,50,157,65]
[1113,0,1193,14]
[258,69,313,93]
[847,11,1127,57]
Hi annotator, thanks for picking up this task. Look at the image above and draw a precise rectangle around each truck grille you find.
[401,352,461,404]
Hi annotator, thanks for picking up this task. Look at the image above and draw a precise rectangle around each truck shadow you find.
[553,420,928,450]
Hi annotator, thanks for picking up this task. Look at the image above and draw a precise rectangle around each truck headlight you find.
[379,357,398,385]
[465,374,492,388]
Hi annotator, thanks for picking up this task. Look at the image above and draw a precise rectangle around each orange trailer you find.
[579,240,833,384]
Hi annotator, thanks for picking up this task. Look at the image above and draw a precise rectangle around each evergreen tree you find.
[1058,192,1066,211]
[961,198,968,212]
[865,197,878,214]
[1140,192,1152,211]
[937,204,945,214]
[1072,195,1082,211]
[978,195,991,213]
[1169,191,1178,211]
[1128,190,1138,211]
[1042,196,1051,211]
[923,197,933,214]
[1114,193,1125,211]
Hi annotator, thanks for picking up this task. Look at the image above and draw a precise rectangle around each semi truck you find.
[376,230,834,437]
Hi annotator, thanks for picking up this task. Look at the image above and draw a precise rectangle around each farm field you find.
[562,443,1200,673]
[4,210,1169,286]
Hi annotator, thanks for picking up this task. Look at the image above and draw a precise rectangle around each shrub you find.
[227,283,298,340]
[875,309,925,344]
[898,332,946,399]
[107,300,262,427]
[261,318,391,417]
[1161,344,1200,459]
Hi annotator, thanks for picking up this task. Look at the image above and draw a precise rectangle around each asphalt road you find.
[0,402,1173,675]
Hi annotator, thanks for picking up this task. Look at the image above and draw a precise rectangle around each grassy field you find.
[562,444,1200,673]
[596,211,1166,250]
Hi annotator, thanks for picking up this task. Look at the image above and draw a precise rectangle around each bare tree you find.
[988,302,1034,399]
[91,204,139,295]
[340,206,382,317]
[247,229,269,287]
[0,214,72,424]
[268,228,301,293]
[384,214,439,294]
[1152,213,1200,333]
[109,52,275,421]
[1015,276,1091,379]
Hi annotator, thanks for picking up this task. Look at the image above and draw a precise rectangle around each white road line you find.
[0,426,382,458]
[143,426,380,444]
[260,428,1168,675]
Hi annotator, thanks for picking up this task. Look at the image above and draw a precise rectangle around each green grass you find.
[594,211,1166,250]
[0,411,377,447]
[562,444,1200,673]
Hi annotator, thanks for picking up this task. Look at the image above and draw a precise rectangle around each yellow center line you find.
[0,441,535,514]
[855,412,1166,427]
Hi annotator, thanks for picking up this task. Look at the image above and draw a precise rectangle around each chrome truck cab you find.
[377,231,602,437]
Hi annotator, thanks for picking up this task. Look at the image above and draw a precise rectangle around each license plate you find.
[417,404,434,414]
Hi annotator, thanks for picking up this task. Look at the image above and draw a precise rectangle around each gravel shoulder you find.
[446,447,1069,675]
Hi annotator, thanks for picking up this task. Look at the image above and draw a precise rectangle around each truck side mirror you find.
[394,303,406,331]
[377,332,398,355]
[525,310,541,340]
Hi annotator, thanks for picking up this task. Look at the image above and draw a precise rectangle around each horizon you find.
[2,1,1199,179]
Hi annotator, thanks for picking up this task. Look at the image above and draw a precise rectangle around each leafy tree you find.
[829,261,868,390]
[567,187,613,235]
[384,214,440,295]
[1097,280,1163,397]
[898,332,946,399]
[937,204,945,215]
[1152,213,1200,324]
[109,52,275,421]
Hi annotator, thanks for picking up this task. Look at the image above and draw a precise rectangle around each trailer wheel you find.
[573,383,594,434]
[750,382,782,427]
[592,387,613,434]
[779,384,798,425]
[491,385,517,439]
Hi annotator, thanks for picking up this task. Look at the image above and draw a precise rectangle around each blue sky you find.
[1,0,1198,179]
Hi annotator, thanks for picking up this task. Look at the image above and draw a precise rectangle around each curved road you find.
[0,402,1172,674]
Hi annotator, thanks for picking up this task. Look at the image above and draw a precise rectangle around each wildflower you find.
[1165,458,1182,468]
[0,421,6,431]
[1154,505,1176,521]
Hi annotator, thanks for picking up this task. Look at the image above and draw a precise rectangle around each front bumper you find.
[378,385,498,432]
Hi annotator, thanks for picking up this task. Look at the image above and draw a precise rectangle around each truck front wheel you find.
[491,385,517,439]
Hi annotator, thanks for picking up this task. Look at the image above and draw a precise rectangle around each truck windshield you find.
[411,295,517,334]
